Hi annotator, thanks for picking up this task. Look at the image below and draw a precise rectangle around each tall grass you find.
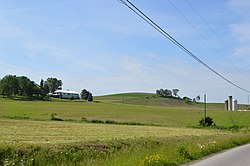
[1,133,250,166]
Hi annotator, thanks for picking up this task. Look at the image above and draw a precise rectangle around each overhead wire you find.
[118,0,250,94]
[184,0,246,71]
[167,0,245,75]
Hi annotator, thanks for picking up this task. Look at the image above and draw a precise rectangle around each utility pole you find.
[122,94,125,106]
[248,95,249,109]
[204,94,207,126]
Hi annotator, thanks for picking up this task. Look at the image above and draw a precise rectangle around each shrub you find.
[105,120,116,124]
[199,117,215,127]
[91,119,104,123]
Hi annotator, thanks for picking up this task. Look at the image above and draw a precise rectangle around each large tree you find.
[196,95,201,102]
[39,79,47,97]
[87,93,93,102]
[17,76,37,96]
[156,88,173,98]
[0,75,19,97]
[81,89,90,100]
[156,89,164,97]
[44,77,62,93]
[164,89,172,97]
[172,89,179,98]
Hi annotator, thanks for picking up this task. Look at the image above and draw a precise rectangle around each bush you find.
[105,120,116,124]
[91,119,104,123]
[199,117,215,127]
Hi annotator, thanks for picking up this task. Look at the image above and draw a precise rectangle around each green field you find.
[0,93,250,165]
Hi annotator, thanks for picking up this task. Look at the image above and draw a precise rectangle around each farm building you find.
[51,90,80,99]
[225,96,237,111]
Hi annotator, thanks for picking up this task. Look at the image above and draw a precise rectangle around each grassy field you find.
[0,97,249,127]
[0,119,226,145]
[0,93,250,165]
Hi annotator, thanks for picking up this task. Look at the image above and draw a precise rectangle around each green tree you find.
[196,95,201,102]
[39,79,49,97]
[17,76,32,96]
[0,75,19,97]
[156,88,173,98]
[16,76,39,97]
[172,89,179,98]
[164,89,172,97]
[44,77,62,93]
[156,89,165,97]
[87,93,93,102]
[43,83,50,95]
[40,79,44,94]
[32,84,41,97]
[81,89,90,100]
[26,81,37,96]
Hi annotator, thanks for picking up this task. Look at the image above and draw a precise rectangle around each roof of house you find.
[54,90,79,94]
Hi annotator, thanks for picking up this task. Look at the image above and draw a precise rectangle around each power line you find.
[185,0,229,49]
[184,0,246,70]
[167,0,246,76]
[118,0,250,94]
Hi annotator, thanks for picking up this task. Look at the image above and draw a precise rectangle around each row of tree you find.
[156,88,180,98]
[0,75,62,98]
[0,75,93,101]
[156,88,201,103]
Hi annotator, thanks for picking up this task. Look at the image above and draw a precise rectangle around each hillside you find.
[95,92,224,110]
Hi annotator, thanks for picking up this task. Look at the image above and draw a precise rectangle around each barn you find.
[51,90,80,99]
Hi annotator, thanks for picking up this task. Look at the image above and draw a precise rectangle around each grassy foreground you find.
[0,94,250,165]
[1,119,250,166]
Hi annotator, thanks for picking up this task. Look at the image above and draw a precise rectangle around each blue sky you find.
[0,0,250,103]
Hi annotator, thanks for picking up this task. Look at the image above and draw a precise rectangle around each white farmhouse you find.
[52,90,80,99]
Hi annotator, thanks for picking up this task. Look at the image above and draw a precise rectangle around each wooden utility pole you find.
[122,94,124,106]
[204,94,207,126]
[248,95,249,109]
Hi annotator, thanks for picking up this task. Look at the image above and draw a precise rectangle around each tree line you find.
[156,88,200,103]
[0,75,62,99]
[156,88,180,98]
[0,75,93,101]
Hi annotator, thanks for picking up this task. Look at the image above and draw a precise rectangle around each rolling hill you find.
[95,92,224,110]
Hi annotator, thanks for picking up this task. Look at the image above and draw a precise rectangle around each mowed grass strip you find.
[0,119,226,145]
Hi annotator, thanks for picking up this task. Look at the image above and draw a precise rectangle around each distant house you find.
[51,90,80,99]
